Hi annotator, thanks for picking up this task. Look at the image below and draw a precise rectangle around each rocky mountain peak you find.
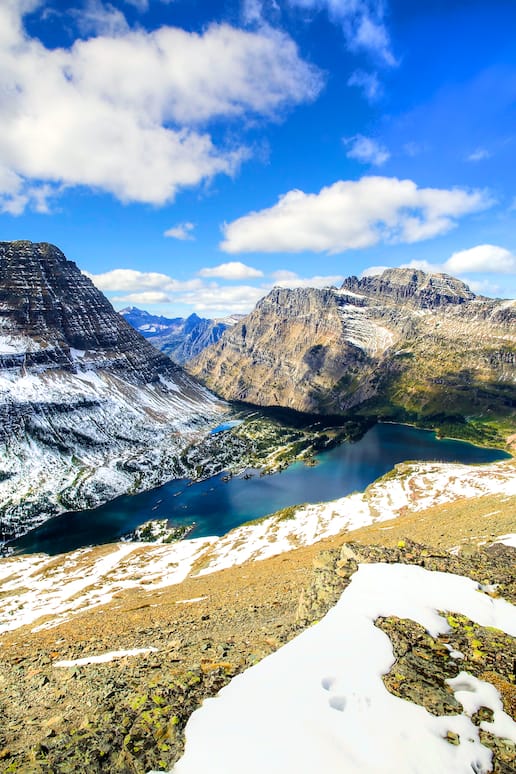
[0,240,180,384]
[341,268,475,308]
[189,266,514,420]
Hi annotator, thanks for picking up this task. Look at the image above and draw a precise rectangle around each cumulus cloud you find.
[467,147,491,162]
[243,0,395,65]
[400,245,516,277]
[88,263,351,316]
[270,270,344,288]
[72,0,130,36]
[345,135,390,165]
[360,265,389,277]
[199,262,264,280]
[85,268,203,293]
[0,3,322,213]
[175,284,267,314]
[289,0,395,65]
[164,222,196,240]
[87,265,267,314]
[124,0,150,11]
[221,177,492,254]
[113,291,171,304]
[444,244,516,274]
[400,259,437,273]
[347,70,381,102]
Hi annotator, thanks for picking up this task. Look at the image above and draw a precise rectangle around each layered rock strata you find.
[188,269,515,420]
[0,241,224,541]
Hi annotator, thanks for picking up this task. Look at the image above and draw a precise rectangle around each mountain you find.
[187,269,515,439]
[120,307,241,365]
[0,241,225,542]
[119,306,184,336]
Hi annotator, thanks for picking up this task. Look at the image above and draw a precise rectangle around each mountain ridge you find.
[188,268,515,440]
[0,241,225,542]
[120,306,240,365]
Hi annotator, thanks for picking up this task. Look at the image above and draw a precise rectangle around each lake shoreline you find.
[7,423,510,558]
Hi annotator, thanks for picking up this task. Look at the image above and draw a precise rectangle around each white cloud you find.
[88,263,351,317]
[199,262,264,280]
[271,270,344,288]
[221,177,492,254]
[87,266,266,315]
[444,244,516,274]
[72,0,130,37]
[270,269,298,282]
[462,278,501,296]
[345,135,390,166]
[467,147,491,162]
[360,265,389,277]
[243,1,395,65]
[0,5,322,212]
[0,166,58,215]
[288,0,396,66]
[112,291,171,304]
[175,284,266,314]
[347,70,381,102]
[85,268,203,292]
[164,222,196,240]
[400,259,437,273]
[124,0,149,11]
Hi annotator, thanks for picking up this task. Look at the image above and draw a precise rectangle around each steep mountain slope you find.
[120,307,240,365]
[0,241,225,542]
[188,269,515,435]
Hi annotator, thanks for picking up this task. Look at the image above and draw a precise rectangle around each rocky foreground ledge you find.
[0,522,515,773]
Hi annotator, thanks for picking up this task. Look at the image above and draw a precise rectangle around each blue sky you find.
[1,0,516,316]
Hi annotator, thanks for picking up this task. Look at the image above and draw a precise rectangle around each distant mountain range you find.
[120,307,243,365]
[0,241,224,542]
[188,268,515,444]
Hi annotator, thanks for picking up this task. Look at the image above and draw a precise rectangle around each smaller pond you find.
[10,423,509,556]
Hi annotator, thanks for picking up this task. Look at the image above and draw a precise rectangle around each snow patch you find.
[172,563,516,774]
[495,533,516,548]
[54,648,158,667]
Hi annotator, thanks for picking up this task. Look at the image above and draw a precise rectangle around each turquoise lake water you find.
[11,423,509,556]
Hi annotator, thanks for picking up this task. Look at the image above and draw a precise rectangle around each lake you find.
[10,423,509,556]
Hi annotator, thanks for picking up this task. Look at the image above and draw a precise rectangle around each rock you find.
[0,240,224,542]
[121,308,240,366]
[188,267,515,425]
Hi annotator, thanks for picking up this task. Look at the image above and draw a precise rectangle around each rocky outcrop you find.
[188,269,516,424]
[0,241,225,542]
[120,307,239,365]
[341,268,475,309]
[188,286,390,413]
[0,537,513,773]
[0,241,178,381]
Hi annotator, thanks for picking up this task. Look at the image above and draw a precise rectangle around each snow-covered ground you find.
[0,538,216,634]
[170,563,516,774]
[193,458,516,574]
[53,648,158,667]
[0,458,514,636]
[0,367,224,540]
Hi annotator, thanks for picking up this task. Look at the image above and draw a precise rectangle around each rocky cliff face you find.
[188,269,516,425]
[0,241,225,542]
[341,268,475,309]
[120,307,237,365]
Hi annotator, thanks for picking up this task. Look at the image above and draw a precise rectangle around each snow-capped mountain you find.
[0,241,226,543]
[120,307,242,365]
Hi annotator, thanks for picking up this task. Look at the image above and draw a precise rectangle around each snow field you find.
[171,563,516,774]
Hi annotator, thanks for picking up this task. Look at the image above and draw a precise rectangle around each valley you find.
[0,240,514,774]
